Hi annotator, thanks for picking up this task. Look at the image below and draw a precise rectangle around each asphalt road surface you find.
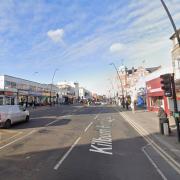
[0,105,179,180]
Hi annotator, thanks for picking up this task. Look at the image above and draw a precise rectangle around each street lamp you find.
[160,0,180,142]
[109,62,125,107]
[160,0,180,47]
[108,78,115,98]
[50,68,58,106]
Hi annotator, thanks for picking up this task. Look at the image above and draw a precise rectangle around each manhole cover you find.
[38,129,49,133]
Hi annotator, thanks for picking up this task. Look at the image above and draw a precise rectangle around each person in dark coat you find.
[125,99,129,110]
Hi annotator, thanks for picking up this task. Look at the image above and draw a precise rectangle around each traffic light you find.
[160,74,172,97]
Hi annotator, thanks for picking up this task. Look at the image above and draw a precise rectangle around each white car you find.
[0,105,30,128]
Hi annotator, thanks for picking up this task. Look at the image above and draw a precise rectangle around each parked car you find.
[0,105,30,128]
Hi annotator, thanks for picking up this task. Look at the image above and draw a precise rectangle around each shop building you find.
[146,77,170,114]
[145,67,173,115]
[170,29,180,111]
[56,81,77,104]
[79,87,92,100]
[0,75,58,106]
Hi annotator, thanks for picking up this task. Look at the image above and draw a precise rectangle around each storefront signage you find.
[29,91,42,96]
[18,90,29,95]
[149,88,162,93]
[4,91,16,96]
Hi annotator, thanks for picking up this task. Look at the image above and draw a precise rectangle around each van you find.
[0,105,30,128]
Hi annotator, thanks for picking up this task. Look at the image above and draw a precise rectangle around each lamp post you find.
[160,0,180,142]
[108,78,115,98]
[109,62,125,107]
[50,68,58,106]
[160,0,180,47]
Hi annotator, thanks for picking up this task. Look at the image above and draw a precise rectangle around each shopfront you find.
[146,77,170,114]
[0,75,59,106]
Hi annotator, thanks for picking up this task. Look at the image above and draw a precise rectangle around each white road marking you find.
[54,137,81,170]
[142,145,168,180]
[25,156,31,159]
[45,115,71,127]
[94,115,98,120]
[119,111,180,175]
[89,117,113,155]
[45,119,61,127]
[84,122,93,132]
[0,130,35,151]
[0,132,22,143]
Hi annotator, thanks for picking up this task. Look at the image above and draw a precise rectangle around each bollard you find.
[163,123,169,136]
[159,118,170,135]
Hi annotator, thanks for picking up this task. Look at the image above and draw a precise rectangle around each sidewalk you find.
[118,108,180,163]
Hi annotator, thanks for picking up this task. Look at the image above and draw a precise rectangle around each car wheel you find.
[25,115,29,122]
[4,120,11,129]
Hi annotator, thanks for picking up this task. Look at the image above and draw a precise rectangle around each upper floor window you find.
[5,81,17,89]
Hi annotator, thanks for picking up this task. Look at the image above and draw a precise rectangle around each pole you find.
[50,69,58,106]
[171,73,180,142]
[110,63,124,98]
[160,0,180,47]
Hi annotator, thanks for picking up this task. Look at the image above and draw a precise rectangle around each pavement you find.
[118,107,180,167]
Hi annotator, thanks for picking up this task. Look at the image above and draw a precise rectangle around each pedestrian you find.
[121,98,125,109]
[157,105,167,118]
[125,99,129,110]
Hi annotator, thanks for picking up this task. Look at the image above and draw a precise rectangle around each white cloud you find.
[47,28,64,42]
[109,43,124,54]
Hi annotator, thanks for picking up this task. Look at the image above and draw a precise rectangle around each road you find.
[0,105,179,180]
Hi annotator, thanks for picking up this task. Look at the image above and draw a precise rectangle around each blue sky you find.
[0,0,180,94]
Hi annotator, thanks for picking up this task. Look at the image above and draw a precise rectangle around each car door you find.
[18,106,26,121]
[9,106,19,124]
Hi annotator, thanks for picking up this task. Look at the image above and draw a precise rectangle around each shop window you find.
[5,81,16,89]
[150,96,163,107]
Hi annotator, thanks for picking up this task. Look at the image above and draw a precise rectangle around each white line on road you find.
[44,115,71,127]
[119,111,180,175]
[84,122,93,132]
[142,145,168,180]
[45,119,61,127]
[94,115,98,120]
[54,136,81,170]
[0,131,22,143]
[0,130,35,150]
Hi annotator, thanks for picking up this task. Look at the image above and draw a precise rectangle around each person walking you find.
[125,98,129,110]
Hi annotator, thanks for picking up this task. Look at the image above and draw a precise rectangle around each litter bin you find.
[159,118,170,135]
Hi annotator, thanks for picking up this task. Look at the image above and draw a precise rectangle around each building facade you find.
[145,67,174,114]
[170,29,180,105]
[56,82,76,104]
[117,65,160,100]
[0,75,58,106]
[79,87,92,100]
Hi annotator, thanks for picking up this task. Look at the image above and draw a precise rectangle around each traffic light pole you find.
[171,74,180,142]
